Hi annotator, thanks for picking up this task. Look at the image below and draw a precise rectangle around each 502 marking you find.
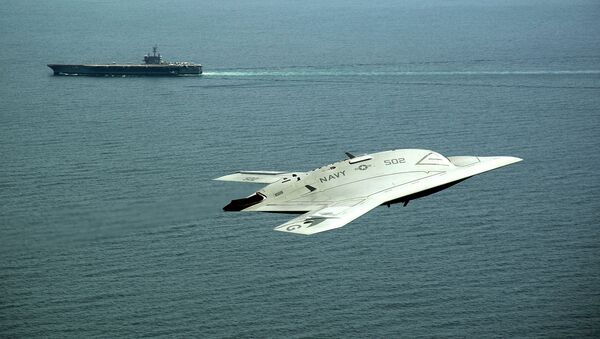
[384,158,406,165]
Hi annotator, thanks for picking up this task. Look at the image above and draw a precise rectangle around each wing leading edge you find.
[214,171,289,184]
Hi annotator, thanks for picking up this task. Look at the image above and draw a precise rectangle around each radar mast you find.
[144,45,162,64]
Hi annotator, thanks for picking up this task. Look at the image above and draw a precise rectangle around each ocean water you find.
[1,0,599,337]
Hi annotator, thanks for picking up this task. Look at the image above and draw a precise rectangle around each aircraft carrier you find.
[48,47,202,76]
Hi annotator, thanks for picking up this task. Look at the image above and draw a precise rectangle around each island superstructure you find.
[48,47,202,76]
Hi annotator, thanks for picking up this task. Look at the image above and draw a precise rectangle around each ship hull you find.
[47,64,202,76]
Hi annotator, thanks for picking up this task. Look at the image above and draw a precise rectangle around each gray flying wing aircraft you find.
[215,149,522,235]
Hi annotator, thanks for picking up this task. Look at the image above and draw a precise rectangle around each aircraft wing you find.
[273,198,383,235]
[214,171,289,184]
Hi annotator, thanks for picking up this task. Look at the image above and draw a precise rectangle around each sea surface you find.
[1,0,599,337]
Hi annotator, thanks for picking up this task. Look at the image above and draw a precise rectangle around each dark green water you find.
[1,0,599,337]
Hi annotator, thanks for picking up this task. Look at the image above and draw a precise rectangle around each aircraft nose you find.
[502,156,523,165]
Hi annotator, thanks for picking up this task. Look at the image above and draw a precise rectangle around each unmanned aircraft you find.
[215,149,522,235]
